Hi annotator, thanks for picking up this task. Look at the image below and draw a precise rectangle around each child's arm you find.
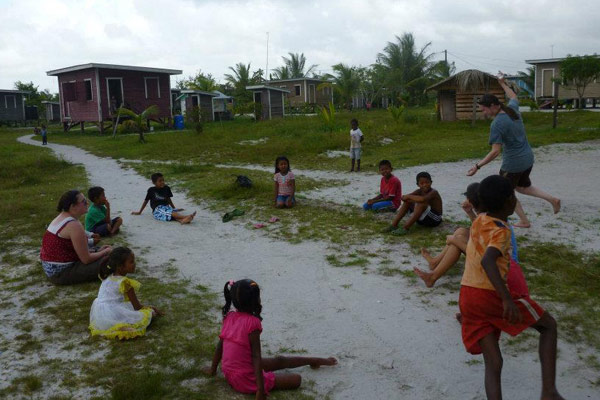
[131,199,149,215]
[481,247,522,323]
[126,287,144,311]
[103,200,112,223]
[273,182,279,204]
[249,330,267,400]
[461,200,478,221]
[403,189,435,203]
[168,197,176,209]
[203,339,223,376]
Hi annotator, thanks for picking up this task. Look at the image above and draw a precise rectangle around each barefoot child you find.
[89,247,162,339]
[384,172,442,235]
[459,175,563,400]
[204,279,337,398]
[349,118,363,172]
[131,172,196,223]
[363,159,402,212]
[273,156,295,208]
[85,186,123,236]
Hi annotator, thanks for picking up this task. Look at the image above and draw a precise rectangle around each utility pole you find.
[265,32,269,82]
[444,49,448,65]
[550,44,554,58]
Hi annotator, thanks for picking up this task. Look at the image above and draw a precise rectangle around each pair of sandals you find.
[222,209,245,223]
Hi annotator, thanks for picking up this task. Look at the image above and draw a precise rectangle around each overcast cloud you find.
[0,0,598,92]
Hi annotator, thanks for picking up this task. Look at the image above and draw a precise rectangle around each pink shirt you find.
[219,312,262,377]
[380,175,402,209]
[274,171,295,196]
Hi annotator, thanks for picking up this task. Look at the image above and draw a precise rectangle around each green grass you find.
[39,108,600,172]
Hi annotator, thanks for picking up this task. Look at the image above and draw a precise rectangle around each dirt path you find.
[19,135,598,399]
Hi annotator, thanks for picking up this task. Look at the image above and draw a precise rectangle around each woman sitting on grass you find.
[204,279,337,399]
[40,190,112,285]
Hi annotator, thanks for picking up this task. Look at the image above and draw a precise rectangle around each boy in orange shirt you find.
[460,175,564,400]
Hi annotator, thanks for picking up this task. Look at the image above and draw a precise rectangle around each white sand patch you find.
[15,135,600,399]
[324,150,348,158]
[380,138,394,145]
[237,137,269,145]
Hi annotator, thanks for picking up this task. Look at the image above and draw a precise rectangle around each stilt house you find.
[426,70,512,121]
[46,63,182,132]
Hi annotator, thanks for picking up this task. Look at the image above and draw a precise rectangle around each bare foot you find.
[551,198,561,214]
[179,212,196,224]
[513,221,531,228]
[310,357,338,369]
[413,267,435,288]
[420,248,436,270]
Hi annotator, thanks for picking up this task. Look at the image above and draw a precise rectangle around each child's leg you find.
[350,158,355,172]
[531,313,565,400]
[272,373,302,390]
[421,246,448,269]
[262,356,337,372]
[109,217,123,234]
[402,202,428,230]
[172,211,196,224]
[479,333,503,400]
[516,185,561,214]
[391,201,412,227]
[414,244,461,287]
[356,159,361,171]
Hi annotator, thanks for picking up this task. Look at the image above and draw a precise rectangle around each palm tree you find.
[322,63,361,109]
[377,33,433,105]
[280,52,318,78]
[224,63,263,103]
[271,65,291,80]
[517,66,535,93]
[115,105,159,143]
[430,60,456,81]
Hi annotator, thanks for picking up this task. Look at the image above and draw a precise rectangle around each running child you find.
[349,118,364,172]
[131,172,196,223]
[204,279,337,398]
[273,156,295,208]
[85,186,123,236]
[89,247,162,340]
[459,175,563,400]
[383,171,442,235]
[363,159,402,212]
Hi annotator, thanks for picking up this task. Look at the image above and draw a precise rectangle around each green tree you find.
[176,70,218,92]
[274,52,317,79]
[224,63,264,104]
[356,66,386,106]
[14,81,59,120]
[322,63,361,109]
[517,66,536,92]
[430,60,456,81]
[270,65,291,80]
[560,54,600,108]
[376,33,433,105]
[115,105,159,143]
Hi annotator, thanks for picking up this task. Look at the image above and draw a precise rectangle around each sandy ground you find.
[16,135,600,400]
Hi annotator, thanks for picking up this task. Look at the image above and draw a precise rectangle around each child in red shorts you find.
[459,175,564,400]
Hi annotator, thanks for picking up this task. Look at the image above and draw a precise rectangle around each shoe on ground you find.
[380,225,396,233]
[391,227,410,236]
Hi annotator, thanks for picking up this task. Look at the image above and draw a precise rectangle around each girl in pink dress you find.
[204,279,337,399]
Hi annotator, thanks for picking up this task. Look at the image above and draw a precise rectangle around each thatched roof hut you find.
[426,69,518,121]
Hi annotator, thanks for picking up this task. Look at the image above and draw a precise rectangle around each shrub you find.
[320,102,336,132]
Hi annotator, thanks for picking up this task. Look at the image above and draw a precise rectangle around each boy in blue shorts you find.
[363,160,402,212]
[132,172,196,224]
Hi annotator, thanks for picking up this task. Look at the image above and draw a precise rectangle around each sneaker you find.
[391,228,409,236]
[380,225,397,233]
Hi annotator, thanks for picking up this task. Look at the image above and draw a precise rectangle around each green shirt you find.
[85,204,107,231]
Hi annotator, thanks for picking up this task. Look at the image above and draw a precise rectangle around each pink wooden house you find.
[46,63,182,132]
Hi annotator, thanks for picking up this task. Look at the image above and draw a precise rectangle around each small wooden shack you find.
[426,70,511,121]
[212,91,233,121]
[46,63,182,132]
[42,101,61,122]
[177,90,216,121]
[246,85,290,120]
[0,89,28,123]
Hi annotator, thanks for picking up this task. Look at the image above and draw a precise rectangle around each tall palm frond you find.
[281,52,318,78]
[116,105,159,143]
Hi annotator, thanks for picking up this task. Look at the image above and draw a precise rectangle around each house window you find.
[294,85,301,96]
[84,79,93,101]
[5,95,16,108]
[144,77,160,99]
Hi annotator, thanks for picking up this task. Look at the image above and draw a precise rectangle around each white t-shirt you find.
[350,128,363,149]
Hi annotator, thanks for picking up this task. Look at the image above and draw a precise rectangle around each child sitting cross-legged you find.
[85,186,123,237]
[363,159,402,212]
[203,279,337,399]
[89,247,162,340]
[459,175,564,400]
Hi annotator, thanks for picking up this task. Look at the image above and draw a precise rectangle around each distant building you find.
[0,89,28,123]
[525,57,600,107]
[174,89,216,121]
[212,91,233,121]
[46,63,182,132]
[246,85,290,120]
[42,101,61,122]
[267,78,332,107]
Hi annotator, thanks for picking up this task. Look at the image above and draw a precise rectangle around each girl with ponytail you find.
[204,279,337,399]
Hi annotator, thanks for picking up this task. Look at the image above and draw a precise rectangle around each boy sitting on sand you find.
[383,172,442,235]
[363,160,402,212]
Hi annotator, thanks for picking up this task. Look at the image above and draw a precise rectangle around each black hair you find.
[274,156,291,173]
[56,190,82,212]
[477,94,520,121]
[350,118,358,125]
[87,186,104,202]
[378,159,392,168]
[151,172,163,183]
[222,279,262,320]
[416,171,432,184]
[478,175,514,213]
[98,247,131,280]
[464,182,481,211]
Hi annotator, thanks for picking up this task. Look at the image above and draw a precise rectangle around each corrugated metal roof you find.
[246,85,290,93]
[47,63,182,76]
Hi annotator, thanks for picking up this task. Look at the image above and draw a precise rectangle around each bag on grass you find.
[236,175,253,188]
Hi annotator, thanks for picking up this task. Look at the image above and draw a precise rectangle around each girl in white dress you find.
[89,247,162,339]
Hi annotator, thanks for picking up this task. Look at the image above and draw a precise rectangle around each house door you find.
[542,69,554,97]
[439,90,456,121]
[192,95,199,107]
[309,84,316,103]
[107,78,124,114]
[253,92,262,120]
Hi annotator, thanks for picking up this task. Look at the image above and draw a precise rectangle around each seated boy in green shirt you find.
[85,186,123,237]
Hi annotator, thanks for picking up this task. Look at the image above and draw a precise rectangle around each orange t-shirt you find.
[461,214,512,290]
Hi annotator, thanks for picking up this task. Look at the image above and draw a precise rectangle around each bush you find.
[117,119,138,134]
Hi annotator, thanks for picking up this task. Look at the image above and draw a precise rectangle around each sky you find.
[0,0,599,93]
